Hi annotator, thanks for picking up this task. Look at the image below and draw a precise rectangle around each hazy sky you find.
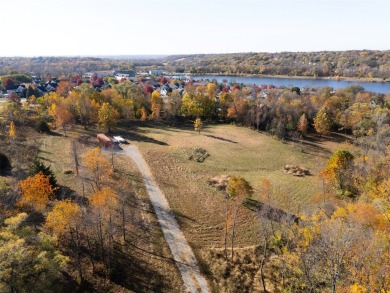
[2,0,389,56]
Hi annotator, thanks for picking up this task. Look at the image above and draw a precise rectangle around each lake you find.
[188,75,390,94]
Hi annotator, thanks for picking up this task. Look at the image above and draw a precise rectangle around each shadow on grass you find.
[244,198,300,225]
[205,134,237,144]
[112,243,179,293]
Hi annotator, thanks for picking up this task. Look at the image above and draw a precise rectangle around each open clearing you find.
[122,145,209,292]
[33,122,345,291]
[115,122,340,252]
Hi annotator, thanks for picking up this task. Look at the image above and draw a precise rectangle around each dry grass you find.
[124,124,330,244]
[20,122,346,292]
[36,127,183,292]
[115,122,345,291]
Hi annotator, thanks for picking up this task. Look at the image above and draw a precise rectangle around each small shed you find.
[97,133,112,148]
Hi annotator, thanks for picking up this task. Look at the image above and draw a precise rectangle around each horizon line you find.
[1,49,390,59]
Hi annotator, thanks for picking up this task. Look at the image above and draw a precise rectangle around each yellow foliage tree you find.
[46,200,82,235]
[98,102,119,132]
[314,107,332,135]
[9,121,15,140]
[90,187,118,214]
[83,147,111,190]
[321,149,356,198]
[150,90,162,121]
[19,172,55,211]
[225,176,253,260]
[139,106,147,121]
[194,117,203,134]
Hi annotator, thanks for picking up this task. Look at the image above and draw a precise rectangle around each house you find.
[160,87,168,97]
[6,85,26,97]
[45,84,56,92]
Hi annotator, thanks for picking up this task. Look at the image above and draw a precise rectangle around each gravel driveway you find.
[122,145,209,293]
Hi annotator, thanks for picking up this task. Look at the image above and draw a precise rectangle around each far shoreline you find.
[183,73,389,83]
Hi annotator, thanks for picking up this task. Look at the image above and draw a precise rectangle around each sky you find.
[1,0,389,56]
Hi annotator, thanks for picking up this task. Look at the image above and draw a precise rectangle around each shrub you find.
[0,153,11,175]
[35,120,51,133]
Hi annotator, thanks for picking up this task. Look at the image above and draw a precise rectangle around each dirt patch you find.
[208,175,230,190]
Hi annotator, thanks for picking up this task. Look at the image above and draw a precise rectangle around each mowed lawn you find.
[125,123,330,249]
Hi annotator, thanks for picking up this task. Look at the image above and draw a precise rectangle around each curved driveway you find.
[122,145,209,293]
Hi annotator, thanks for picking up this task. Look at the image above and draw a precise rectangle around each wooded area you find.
[0,65,389,292]
[1,50,390,80]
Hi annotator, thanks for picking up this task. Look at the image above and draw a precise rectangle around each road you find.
[122,145,209,293]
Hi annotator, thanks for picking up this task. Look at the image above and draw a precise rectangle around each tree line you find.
[0,73,389,292]
[166,50,390,79]
[1,50,390,80]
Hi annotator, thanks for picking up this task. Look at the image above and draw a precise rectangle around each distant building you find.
[149,70,164,76]
[114,70,136,81]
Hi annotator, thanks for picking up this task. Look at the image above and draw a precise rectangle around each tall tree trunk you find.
[224,196,229,262]
[259,238,268,293]
[121,202,126,243]
[231,205,240,261]
[72,140,79,176]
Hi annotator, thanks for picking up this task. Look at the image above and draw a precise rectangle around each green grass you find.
[116,122,334,250]
[134,124,325,212]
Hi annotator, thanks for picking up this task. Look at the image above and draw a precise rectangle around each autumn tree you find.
[90,187,118,271]
[297,113,309,135]
[46,200,82,235]
[2,77,14,90]
[49,101,73,136]
[314,107,332,135]
[194,117,203,134]
[29,158,57,187]
[321,149,356,198]
[83,147,111,191]
[98,102,119,132]
[225,176,253,260]
[45,200,84,281]
[56,80,74,97]
[18,172,56,211]
[164,90,182,121]
[0,213,68,293]
[150,90,162,121]
[139,106,147,121]
[67,91,99,129]
[9,121,15,140]
[111,94,134,121]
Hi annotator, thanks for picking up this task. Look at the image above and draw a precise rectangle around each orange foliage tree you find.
[56,80,74,97]
[19,172,55,211]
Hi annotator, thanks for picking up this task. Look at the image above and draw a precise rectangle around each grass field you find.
[34,121,345,291]
[111,122,342,251]
[36,127,183,292]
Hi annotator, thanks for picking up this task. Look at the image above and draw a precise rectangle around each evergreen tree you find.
[29,158,57,187]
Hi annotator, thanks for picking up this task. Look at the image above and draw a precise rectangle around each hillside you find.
[164,50,390,80]
[1,50,390,80]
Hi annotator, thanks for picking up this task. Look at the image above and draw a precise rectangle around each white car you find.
[113,136,126,143]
